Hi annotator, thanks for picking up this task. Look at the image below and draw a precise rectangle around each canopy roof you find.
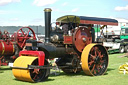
[56,15,118,26]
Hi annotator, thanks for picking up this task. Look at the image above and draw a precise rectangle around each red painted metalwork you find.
[0,56,3,66]
[73,27,92,52]
[19,51,45,66]
[63,36,73,44]
[80,20,118,26]
[16,27,36,49]
[0,56,8,66]
[0,41,14,56]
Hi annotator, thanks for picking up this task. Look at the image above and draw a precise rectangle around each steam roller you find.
[12,8,118,82]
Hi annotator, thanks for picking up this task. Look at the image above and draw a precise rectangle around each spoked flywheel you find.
[81,44,108,76]
[12,56,50,82]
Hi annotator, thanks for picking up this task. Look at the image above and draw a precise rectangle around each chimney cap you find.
[44,8,52,12]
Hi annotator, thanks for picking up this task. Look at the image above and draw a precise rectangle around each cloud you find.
[0,10,21,14]
[71,8,79,12]
[10,18,19,21]
[33,0,58,7]
[51,7,59,12]
[0,0,21,6]
[0,10,8,14]
[57,8,79,13]
[62,2,68,6]
[115,5,128,11]
[31,18,43,22]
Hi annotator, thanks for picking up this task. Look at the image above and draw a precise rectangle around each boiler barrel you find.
[38,43,75,59]
[0,41,15,56]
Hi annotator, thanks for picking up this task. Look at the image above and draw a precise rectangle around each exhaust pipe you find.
[44,8,52,43]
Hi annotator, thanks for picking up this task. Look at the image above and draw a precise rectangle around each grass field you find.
[0,53,128,85]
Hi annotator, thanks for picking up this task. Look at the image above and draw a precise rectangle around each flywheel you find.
[73,27,92,53]
[12,56,50,82]
[81,44,108,76]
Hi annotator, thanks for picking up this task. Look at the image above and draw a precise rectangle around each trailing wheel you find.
[12,56,50,82]
[81,44,108,76]
[61,56,81,74]
[124,46,128,52]
[56,54,82,74]
[119,46,125,53]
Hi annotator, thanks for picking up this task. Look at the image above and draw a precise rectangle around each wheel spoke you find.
[21,39,27,48]
[98,51,101,56]
[94,47,99,56]
[33,69,39,74]
[33,74,39,80]
[94,69,96,74]
[20,29,25,36]
[100,60,104,64]
[90,54,95,59]
[26,29,31,37]
[88,60,94,66]
[91,64,95,72]
[96,64,101,72]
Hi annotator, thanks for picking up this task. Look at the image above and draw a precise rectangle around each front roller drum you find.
[12,56,49,82]
[81,44,108,76]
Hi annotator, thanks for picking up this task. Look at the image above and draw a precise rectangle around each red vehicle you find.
[0,27,36,66]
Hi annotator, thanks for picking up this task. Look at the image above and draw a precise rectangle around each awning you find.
[56,15,118,26]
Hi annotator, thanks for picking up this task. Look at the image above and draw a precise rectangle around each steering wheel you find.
[16,27,36,49]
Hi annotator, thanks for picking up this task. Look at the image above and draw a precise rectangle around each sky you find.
[0,0,128,26]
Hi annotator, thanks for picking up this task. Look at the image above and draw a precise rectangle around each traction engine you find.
[12,8,118,82]
[0,27,36,66]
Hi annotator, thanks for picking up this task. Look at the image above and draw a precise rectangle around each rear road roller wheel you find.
[12,56,50,82]
[81,44,108,76]
[124,46,128,52]
[119,46,124,53]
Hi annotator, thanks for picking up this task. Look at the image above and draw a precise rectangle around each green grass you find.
[0,53,128,85]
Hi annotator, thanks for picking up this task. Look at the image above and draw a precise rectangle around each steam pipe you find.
[44,8,52,43]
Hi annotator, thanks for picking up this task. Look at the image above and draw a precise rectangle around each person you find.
[3,30,10,41]
[62,24,68,35]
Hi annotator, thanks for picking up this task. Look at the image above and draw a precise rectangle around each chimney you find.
[44,8,52,43]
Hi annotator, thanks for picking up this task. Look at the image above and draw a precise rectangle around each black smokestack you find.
[44,8,52,43]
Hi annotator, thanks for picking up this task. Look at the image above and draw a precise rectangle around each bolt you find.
[82,38,86,42]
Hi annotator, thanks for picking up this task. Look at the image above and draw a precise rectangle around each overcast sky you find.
[0,0,128,26]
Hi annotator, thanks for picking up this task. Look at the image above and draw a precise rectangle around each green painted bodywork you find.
[120,26,128,40]
[108,49,119,54]
[94,27,100,32]
[120,36,128,39]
